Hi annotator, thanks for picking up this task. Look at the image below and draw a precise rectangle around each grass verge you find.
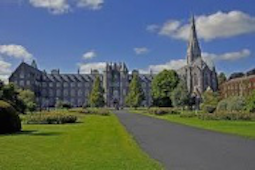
[0,112,162,170]
[131,109,255,139]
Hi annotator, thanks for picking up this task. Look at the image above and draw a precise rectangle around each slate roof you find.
[42,74,101,82]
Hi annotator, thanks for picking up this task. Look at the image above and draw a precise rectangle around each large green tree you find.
[218,72,227,85]
[89,76,105,107]
[151,70,179,107]
[171,80,189,109]
[0,83,26,113]
[125,73,145,108]
[18,89,37,112]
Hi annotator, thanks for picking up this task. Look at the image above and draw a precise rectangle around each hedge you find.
[0,100,21,134]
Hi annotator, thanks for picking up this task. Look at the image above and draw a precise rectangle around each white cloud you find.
[29,0,70,14]
[77,0,104,10]
[0,59,12,83]
[134,47,149,55]
[146,24,160,32]
[0,44,33,60]
[82,50,97,60]
[79,62,106,73]
[140,59,186,74]
[202,49,251,61]
[139,49,251,74]
[151,11,255,41]
[29,0,104,14]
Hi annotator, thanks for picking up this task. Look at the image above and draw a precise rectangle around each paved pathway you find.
[115,110,255,170]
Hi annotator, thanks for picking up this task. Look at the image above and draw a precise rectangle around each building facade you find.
[9,61,153,108]
[220,69,255,98]
[9,16,218,108]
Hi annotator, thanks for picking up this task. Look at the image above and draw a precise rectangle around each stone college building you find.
[9,17,218,108]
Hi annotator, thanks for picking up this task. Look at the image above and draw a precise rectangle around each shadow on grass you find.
[0,130,63,137]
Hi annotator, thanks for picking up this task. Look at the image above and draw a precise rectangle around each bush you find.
[198,112,255,121]
[200,89,219,113]
[55,100,72,109]
[81,108,110,116]
[0,100,21,134]
[246,91,255,113]
[216,99,228,111]
[227,97,246,112]
[25,111,77,124]
[217,97,246,112]
[148,108,180,115]
[180,112,197,118]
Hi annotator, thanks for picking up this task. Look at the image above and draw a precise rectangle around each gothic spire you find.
[187,15,201,64]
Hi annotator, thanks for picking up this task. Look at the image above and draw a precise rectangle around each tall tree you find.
[125,73,145,108]
[218,72,227,85]
[151,70,179,107]
[89,76,105,107]
[171,80,189,109]
[0,83,26,113]
[18,89,37,112]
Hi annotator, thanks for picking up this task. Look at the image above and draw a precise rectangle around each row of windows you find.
[15,80,92,88]
[42,89,90,97]
[43,82,91,88]
[223,82,255,91]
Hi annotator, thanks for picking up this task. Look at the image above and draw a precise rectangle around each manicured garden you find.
[0,109,162,170]
[131,108,255,139]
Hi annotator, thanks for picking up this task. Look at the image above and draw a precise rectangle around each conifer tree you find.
[171,80,189,109]
[125,73,145,108]
[89,76,105,107]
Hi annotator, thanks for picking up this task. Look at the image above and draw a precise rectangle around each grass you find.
[131,109,255,139]
[0,112,162,170]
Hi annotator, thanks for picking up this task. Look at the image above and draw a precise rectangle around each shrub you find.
[227,97,246,112]
[198,112,255,121]
[180,112,197,118]
[0,100,21,134]
[55,100,72,109]
[216,99,228,112]
[246,91,255,113]
[81,108,110,116]
[148,108,180,115]
[217,97,246,112]
[25,111,77,124]
[200,88,220,113]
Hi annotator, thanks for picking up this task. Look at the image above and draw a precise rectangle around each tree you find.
[151,70,179,107]
[89,76,105,107]
[18,89,37,112]
[125,73,145,108]
[200,88,220,113]
[218,72,227,85]
[171,80,189,109]
[0,83,26,113]
[246,90,255,113]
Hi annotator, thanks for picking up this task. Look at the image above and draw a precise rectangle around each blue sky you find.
[0,0,255,81]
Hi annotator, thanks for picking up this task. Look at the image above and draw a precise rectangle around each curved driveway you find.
[115,110,255,170]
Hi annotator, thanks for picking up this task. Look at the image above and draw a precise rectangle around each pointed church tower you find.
[187,16,201,65]
[31,60,38,69]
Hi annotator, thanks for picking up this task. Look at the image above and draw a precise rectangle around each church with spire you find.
[177,16,218,96]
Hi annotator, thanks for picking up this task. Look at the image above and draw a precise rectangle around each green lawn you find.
[0,113,162,170]
[131,109,255,139]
